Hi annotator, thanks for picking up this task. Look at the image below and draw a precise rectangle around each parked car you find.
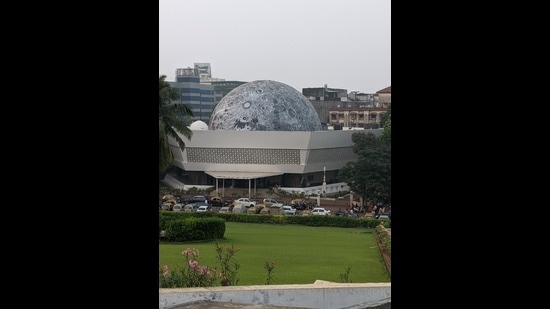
[218,206,230,213]
[376,210,391,221]
[311,207,330,216]
[162,194,176,201]
[235,198,256,207]
[263,198,283,207]
[161,199,177,210]
[290,199,308,210]
[232,204,248,213]
[185,195,209,204]
[210,196,231,207]
[172,204,184,211]
[184,202,207,212]
[281,205,297,215]
[196,205,209,212]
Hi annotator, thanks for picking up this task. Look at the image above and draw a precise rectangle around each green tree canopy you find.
[338,105,391,206]
[159,75,194,174]
[380,103,391,144]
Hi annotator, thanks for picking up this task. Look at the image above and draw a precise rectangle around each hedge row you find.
[375,224,391,256]
[160,211,385,230]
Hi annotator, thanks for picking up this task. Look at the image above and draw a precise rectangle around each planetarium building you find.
[167,80,382,196]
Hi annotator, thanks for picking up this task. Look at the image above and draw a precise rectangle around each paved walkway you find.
[170,300,390,308]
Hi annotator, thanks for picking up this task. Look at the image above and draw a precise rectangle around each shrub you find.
[160,243,241,288]
[214,242,240,286]
[375,224,391,256]
[264,261,276,285]
[159,248,216,288]
[164,217,225,242]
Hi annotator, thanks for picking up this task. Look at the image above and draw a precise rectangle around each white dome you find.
[189,120,209,130]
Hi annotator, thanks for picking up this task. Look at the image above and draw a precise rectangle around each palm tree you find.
[159,75,193,174]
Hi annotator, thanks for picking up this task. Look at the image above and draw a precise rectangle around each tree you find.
[338,131,391,206]
[380,103,391,144]
[159,75,194,174]
[380,103,391,128]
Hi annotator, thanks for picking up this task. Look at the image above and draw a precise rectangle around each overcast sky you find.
[159,0,390,94]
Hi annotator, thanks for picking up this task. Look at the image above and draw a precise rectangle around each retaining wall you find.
[159,281,391,309]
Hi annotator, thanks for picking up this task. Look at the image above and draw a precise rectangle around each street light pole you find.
[322,166,327,197]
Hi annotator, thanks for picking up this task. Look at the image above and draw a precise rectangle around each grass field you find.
[159,222,390,285]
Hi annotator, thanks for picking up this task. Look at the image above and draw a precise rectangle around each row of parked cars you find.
[161,195,333,216]
[161,195,230,211]
[172,203,209,212]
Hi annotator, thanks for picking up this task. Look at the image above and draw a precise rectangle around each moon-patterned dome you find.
[209,80,322,131]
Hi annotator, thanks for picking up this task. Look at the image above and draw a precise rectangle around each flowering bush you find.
[159,248,216,288]
[160,243,241,288]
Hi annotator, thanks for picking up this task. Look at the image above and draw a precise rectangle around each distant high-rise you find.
[211,80,247,106]
[194,62,224,84]
[169,67,215,123]
[194,63,211,80]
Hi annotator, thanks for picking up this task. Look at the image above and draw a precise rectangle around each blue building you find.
[168,67,215,123]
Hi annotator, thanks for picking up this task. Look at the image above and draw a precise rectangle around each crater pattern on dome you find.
[209,80,322,131]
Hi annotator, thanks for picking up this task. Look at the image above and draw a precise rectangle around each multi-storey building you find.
[211,80,247,106]
[302,85,350,126]
[168,68,215,123]
[194,62,225,84]
[328,107,388,129]
[375,86,391,108]
[194,63,211,80]
[327,86,391,129]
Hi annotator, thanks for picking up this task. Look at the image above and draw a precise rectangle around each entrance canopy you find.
[205,171,283,180]
[206,171,284,199]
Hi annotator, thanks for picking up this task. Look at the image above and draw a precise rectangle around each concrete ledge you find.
[160,281,391,309]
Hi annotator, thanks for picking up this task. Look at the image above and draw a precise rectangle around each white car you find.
[196,205,209,212]
[311,207,330,216]
[218,206,230,213]
[263,198,283,207]
[235,198,256,207]
[281,205,297,215]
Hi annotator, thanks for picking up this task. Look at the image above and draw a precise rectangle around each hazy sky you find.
[159,0,390,93]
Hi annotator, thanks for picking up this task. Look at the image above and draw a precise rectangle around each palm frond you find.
[159,75,195,173]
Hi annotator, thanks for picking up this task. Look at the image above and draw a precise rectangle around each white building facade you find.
[169,129,383,196]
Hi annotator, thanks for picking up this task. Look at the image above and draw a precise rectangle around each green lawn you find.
[159,222,390,285]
